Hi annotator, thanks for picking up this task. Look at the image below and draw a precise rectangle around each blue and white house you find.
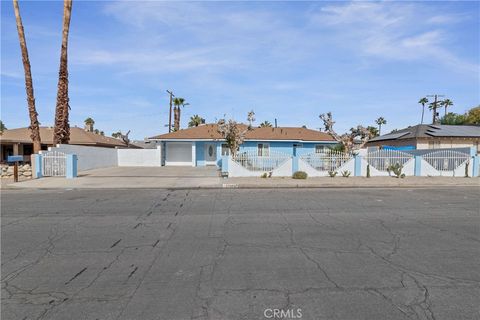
[148,124,337,167]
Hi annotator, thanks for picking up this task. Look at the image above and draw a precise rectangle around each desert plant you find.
[387,163,405,178]
[292,171,307,179]
[328,171,337,178]
[341,170,351,178]
[366,164,371,178]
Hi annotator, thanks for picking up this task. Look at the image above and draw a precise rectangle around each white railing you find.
[366,149,413,172]
[300,150,352,172]
[423,150,470,172]
[232,150,290,172]
[42,150,67,177]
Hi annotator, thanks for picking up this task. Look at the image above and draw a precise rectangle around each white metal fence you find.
[423,150,470,172]
[366,149,413,172]
[300,150,353,172]
[232,150,290,172]
[42,150,67,176]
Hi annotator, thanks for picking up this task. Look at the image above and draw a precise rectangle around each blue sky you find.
[1,1,479,139]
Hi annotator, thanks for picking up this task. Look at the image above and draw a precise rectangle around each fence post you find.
[66,154,78,179]
[473,155,479,177]
[221,155,229,177]
[354,155,362,176]
[414,155,422,176]
[32,154,42,179]
[292,156,299,174]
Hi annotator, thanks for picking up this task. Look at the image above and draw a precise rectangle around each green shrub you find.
[341,170,351,178]
[261,173,268,178]
[328,171,337,178]
[387,163,405,178]
[292,171,308,179]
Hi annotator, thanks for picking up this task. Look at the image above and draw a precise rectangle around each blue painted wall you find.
[239,141,334,156]
[190,140,337,167]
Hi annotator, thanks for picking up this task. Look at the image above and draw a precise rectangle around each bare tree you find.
[13,0,42,153]
[319,112,341,140]
[120,130,131,147]
[320,112,372,154]
[53,0,73,144]
[217,117,250,156]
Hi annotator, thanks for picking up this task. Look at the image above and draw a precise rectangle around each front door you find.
[205,143,217,165]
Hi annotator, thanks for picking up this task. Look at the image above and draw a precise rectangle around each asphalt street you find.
[1,187,479,320]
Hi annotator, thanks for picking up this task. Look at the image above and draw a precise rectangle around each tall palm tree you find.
[13,0,42,153]
[53,0,73,144]
[418,97,428,124]
[173,97,185,131]
[259,121,272,128]
[375,117,387,135]
[442,99,453,117]
[188,115,205,127]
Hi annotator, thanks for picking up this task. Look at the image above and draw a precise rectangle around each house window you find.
[428,141,440,149]
[221,144,230,156]
[257,143,270,156]
[315,145,325,153]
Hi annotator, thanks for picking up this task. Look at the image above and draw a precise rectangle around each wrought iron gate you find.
[42,151,67,176]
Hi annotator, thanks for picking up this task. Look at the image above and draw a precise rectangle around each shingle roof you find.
[369,124,480,142]
[0,126,129,148]
[149,124,336,142]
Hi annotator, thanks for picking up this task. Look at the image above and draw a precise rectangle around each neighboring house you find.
[367,124,480,152]
[131,139,161,149]
[148,124,337,167]
[0,126,133,163]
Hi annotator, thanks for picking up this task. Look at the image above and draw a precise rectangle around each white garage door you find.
[166,142,192,166]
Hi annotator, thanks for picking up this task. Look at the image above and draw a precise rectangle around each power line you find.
[166,90,175,132]
[426,94,445,124]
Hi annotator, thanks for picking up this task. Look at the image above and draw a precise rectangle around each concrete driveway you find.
[80,166,220,177]
[4,166,223,189]
[2,187,479,320]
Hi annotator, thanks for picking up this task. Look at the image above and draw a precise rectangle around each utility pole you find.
[166,90,175,132]
[427,94,445,124]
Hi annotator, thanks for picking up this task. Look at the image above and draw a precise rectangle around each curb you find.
[2,184,478,191]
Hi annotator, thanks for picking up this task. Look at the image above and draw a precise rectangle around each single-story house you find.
[366,124,480,152]
[0,126,132,163]
[148,124,337,167]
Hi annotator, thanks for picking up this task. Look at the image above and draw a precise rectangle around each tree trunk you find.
[421,105,425,124]
[173,107,181,131]
[13,0,42,153]
[53,0,73,144]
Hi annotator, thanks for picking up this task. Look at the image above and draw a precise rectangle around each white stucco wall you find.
[228,158,293,177]
[297,158,355,177]
[118,147,161,167]
[402,159,415,176]
[298,159,328,177]
[48,144,118,171]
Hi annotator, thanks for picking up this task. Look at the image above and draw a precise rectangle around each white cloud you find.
[69,0,328,87]
[308,2,478,74]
